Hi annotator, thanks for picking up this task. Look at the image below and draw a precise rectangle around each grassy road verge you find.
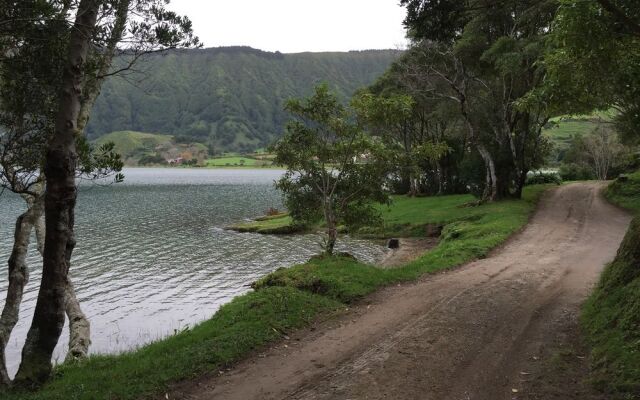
[582,173,640,397]
[4,185,550,400]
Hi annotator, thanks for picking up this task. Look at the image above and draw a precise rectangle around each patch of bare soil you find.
[170,182,630,400]
[377,238,439,268]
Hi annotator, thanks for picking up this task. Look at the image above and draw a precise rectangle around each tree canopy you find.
[271,84,391,255]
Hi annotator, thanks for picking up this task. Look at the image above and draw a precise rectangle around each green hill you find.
[542,111,615,162]
[95,131,173,156]
[94,131,173,164]
[94,131,209,166]
[87,47,402,153]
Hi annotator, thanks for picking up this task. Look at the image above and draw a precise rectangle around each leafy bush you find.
[559,163,594,181]
[138,153,166,165]
[526,172,562,185]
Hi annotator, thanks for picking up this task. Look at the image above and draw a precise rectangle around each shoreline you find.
[120,165,286,170]
[2,185,552,400]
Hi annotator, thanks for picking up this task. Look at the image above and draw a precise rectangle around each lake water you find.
[0,168,387,376]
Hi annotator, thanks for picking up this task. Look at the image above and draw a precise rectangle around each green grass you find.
[582,172,640,398]
[3,185,551,400]
[544,120,598,144]
[206,156,260,167]
[4,287,342,400]
[232,191,537,239]
[604,172,640,213]
[94,131,173,158]
[227,214,303,234]
[542,111,615,155]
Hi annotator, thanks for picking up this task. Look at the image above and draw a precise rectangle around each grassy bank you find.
[582,172,640,397]
[229,192,500,237]
[226,213,302,234]
[4,185,550,400]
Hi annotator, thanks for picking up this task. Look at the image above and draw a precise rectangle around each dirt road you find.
[174,183,631,400]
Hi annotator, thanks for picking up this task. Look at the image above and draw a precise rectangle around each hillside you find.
[87,47,402,153]
[542,111,615,163]
[95,131,207,166]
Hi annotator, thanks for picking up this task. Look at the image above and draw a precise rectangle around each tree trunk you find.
[458,94,498,202]
[64,278,90,362]
[477,144,498,202]
[14,0,99,386]
[513,169,528,199]
[32,189,92,362]
[408,172,419,197]
[323,203,337,256]
[0,194,44,386]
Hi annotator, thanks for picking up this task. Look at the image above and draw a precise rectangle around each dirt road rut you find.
[175,183,631,400]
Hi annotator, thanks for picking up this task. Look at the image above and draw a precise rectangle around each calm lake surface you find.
[0,168,387,375]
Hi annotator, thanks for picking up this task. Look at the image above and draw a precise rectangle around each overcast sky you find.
[169,0,408,53]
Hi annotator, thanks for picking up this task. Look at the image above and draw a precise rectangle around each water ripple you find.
[0,168,388,376]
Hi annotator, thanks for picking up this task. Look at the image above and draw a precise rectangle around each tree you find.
[0,0,198,386]
[564,124,626,180]
[351,91,449,196]
[271,84,391,255]
[399,0,556,200]
[536,0,640,143]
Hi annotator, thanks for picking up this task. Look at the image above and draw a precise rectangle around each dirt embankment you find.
[172,182,630,400]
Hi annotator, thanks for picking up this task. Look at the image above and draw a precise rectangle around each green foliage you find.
[255,185,550,298]
[352,91,450,195]
[271,84,392,253]
[583,173,640,396]
[379,1,557,199]
[233,185,550,241]
[400,0,468,42]
[94,131,173,158]
[76,138,124,182]
[87,48,402,152]
[526,172,562,185]
[558,163,595,181]
[227,215,304,234]
[138,153,166,166]
[605,172,640,213]
[543,116,605,162]
[539,0,640,142]
[253,256,393,303]
[559,123,636,180]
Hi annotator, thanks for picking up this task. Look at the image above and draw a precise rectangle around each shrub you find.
[558,163,594,181]
[526,172,562,185]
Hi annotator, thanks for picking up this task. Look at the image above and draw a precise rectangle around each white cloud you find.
[168,0,408,53]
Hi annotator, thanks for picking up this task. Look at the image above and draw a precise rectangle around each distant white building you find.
[167,157,184,165]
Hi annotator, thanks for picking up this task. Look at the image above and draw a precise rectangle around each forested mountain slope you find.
[87,47,402,152]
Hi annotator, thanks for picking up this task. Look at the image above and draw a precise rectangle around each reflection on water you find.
[0,168,387,376]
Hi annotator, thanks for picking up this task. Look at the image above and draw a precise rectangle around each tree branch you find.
[597,0,640,36]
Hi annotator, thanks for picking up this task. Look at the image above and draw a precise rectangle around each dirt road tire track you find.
[173,183,631,400]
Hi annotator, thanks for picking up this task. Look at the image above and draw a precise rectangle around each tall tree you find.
[0,0,198,386]
[400,0,556,200]
[13,0,102,384]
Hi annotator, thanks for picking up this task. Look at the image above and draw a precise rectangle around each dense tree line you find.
[86,48,401,153]
[355,0,557,201]
[351,0,638,200]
